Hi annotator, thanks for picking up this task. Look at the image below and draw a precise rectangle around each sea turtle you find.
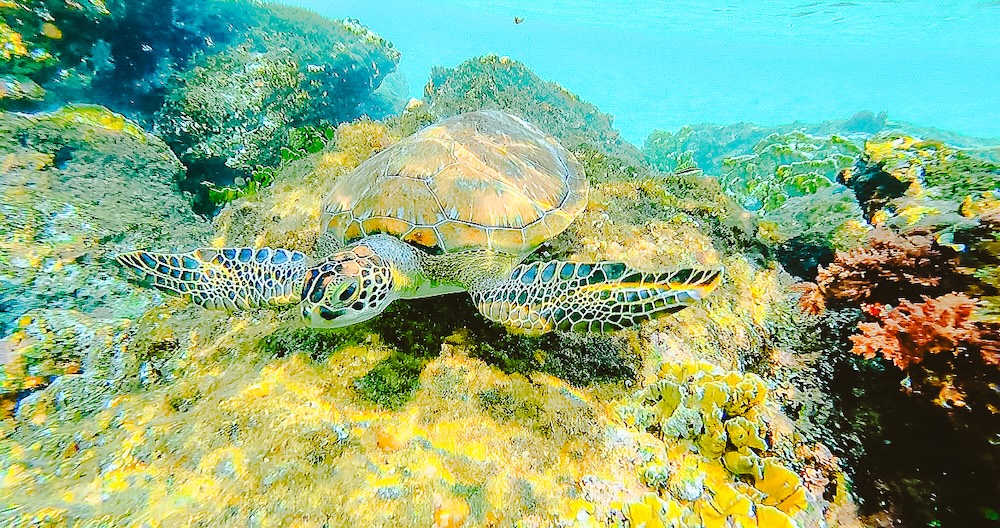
[117,110,722,335]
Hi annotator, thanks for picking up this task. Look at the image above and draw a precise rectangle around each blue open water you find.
[285,0,1000,143]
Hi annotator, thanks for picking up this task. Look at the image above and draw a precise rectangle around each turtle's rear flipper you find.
[471,261,723,335]
[116,247,309,310]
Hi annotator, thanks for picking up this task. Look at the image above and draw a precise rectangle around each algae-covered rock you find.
[842,133,1000,224]
[1,0,250,111]
[758,186,868,278]
[720,130,862,212]
[0,104,211,399]
[0,0,110,105]
[154,8,401,212]
[643,111,887,175]
[424,55,643,165]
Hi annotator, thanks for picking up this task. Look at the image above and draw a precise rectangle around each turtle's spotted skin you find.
[118,111,722,335]
[117,247,308,309]
[474,262,722,334]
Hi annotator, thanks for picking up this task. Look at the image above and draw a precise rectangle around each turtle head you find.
[299,246,395,328]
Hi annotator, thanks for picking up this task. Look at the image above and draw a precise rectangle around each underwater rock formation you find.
[642,110,1000,177]
[719,131,861,213]
[0,104,211,410]
[757,187,867,279]
[153,7,401,213]
[2,1,404,214]
[0,96,862,525]
[423,55,643,165]
[0,0,249,111]
[642,111,885,175]
[0,0,110,106]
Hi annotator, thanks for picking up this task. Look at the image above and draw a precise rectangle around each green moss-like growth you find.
[720,131,861,212]
[0,0,109,104]
[155,8,400,213]
[643,111,886,175]
[423,54,643,164]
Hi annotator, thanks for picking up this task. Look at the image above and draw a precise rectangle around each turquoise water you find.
[287,0,1000,143]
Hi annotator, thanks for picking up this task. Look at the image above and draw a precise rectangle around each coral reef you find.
[642,110,1000,177]
[423,55,643,165]
[613,360,827,528]
[0,0,251,111]
[804,227,965,311]
[643,111,885,175]
[719,131,861,212]
[0,104,211,407]
[777,133,1000,526]
[0,23,882,526]
[154,7,401,213]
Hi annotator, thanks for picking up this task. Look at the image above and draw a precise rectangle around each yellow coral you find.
[756,504,797,528]
[723,447,764,479]
[725,416,767,451]
[625,492,666,528]
[702,482,753,527]
[726,373,767,415]
[696,428,727,459]
[755,458,809,515]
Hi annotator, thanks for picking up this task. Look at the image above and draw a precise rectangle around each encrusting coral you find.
[614,361,821,528]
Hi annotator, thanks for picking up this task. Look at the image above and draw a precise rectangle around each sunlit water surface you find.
[283,0,1000,143]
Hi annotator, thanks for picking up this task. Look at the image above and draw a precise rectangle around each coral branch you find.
[849,293,983,369]
[813,228,963,307]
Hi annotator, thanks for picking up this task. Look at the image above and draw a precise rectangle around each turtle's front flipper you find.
[470,261,723,335]
[116,247,309,310]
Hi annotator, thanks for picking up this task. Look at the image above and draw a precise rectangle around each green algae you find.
[424,54,643,165]
[720,131,861,212]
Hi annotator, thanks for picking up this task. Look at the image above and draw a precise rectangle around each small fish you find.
[673,166,704,177]
[514,16,524,24]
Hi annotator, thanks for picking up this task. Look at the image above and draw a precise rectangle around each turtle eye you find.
[338,281,358,302]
